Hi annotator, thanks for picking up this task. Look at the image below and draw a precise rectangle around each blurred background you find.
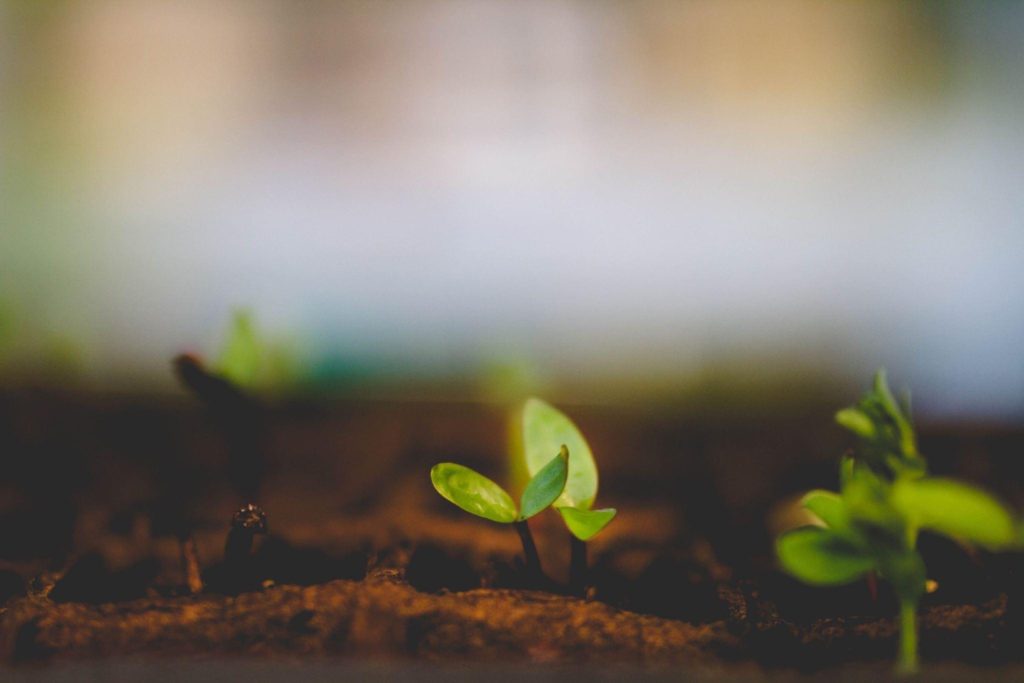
[1,0,1023,418]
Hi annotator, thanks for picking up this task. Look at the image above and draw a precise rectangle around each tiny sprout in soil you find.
[173,308,279,502]
[431,446,569,581]
[521,398,616,594]
[776,370,1019,674]
[171,310,277,593]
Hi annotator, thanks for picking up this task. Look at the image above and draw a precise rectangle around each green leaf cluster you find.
[778,370,1019,671]
[521,398,616,541]
[431,446,569,524]
[781,373,1017,589]
[779,462,1015,587]
[834,369,925,479]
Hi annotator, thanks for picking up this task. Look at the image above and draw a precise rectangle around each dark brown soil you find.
[1,573,729,663]
[1,389,1023,677]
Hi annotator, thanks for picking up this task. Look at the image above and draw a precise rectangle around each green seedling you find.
[777,370,1017,674]
[174,308,305,499]
[522,398,616,593]
[217,309,263,389]
[172,309,286,592]
[431,447,569,580]
[216,309,297,392]
[175,308,296,404]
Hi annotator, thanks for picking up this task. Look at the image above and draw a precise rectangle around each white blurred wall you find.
[1,1,1023,416]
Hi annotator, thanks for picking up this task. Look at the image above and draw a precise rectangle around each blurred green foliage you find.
[214,309,299,393]
[777,370,1018,673]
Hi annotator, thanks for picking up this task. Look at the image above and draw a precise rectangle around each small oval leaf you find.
[522,398,598,509]
[835,408,876,440]
[519,447,569,520]
[892,477,1017,549]
[430,463,517,523]
[776,527,874,586]
[559,506,616,541]
[801,490,849,532]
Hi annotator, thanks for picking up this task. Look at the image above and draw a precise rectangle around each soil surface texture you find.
[1,390,1022,679]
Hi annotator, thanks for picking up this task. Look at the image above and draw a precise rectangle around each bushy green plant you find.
[431,447,568,579]
[776,370,1017,673]
[521,398,616,591]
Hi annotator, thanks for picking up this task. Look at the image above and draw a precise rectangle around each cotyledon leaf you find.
[519,447,569,520]
[776,527,874,586]
[430,463,517,523]
[522,398,598,509]
[801,489,854,536]
[558,506,617,541]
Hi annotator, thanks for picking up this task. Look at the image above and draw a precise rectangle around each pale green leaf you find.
[892,477,1017,549]
[801,490,850,532]
[430,463,517,523]
[522,398,598,509]
[519,446,569,520]
[558,506,616,541]
[872,368,921,465]
[873,368,897,409]
[835,408,875,439]
[776,527,874,586]
[217,309,262,388]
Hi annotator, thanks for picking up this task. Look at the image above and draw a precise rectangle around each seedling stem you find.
[898,599,919,675]
[225,503,269,566]
[520,398,617,594]
[180,536,204,594]
[514,520,543,579]
[569,535,588,595]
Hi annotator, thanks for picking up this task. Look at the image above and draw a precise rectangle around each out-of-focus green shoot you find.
[217,310,261,388]
[777,370,1018,675]
[522,398,616,593]
[431,447,568,581]
[0,301,84,381]
[215,309,297,393]
[834,369,925,479]
[173,309,296,504]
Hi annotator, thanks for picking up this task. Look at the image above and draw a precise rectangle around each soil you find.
[1,388,1023,679]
